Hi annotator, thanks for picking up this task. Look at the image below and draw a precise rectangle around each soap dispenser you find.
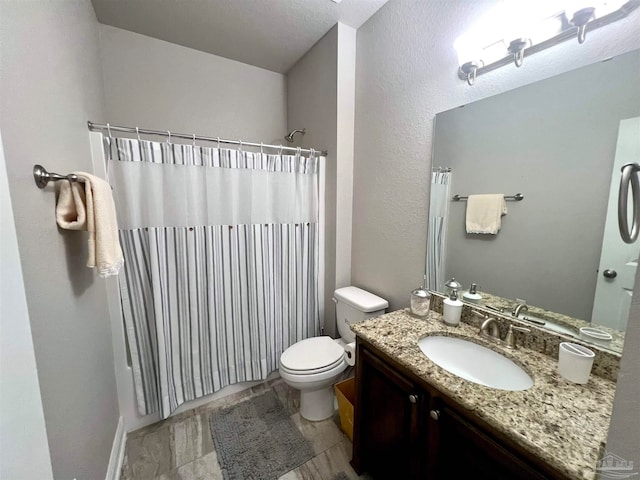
[462,283,482,304]
[443,288,463,326]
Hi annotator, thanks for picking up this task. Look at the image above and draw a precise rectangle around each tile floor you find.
[121,377,371,480]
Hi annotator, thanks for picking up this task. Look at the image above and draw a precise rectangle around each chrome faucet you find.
[513,303,529,317]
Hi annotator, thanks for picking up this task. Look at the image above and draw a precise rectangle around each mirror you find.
[429,49,640,354]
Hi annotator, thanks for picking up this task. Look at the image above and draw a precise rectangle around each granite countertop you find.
[351,309,616,480]
[477,291,625,354]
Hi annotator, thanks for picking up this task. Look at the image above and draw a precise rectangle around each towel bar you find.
[452,193,524,201]
[33,165,78,189]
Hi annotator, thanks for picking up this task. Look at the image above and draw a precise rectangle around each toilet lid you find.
[280,336,344,372]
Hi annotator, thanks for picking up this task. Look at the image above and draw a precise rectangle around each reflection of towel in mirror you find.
[56,173,124,277]
[465,194,507,234]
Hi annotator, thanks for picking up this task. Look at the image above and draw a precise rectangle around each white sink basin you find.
[418,335,534,391]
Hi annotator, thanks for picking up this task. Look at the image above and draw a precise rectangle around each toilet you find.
[279,286,388,421]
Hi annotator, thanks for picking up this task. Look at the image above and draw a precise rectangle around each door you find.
[592,117,640,330]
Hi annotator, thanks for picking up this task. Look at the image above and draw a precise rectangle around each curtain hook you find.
[310,147,315,159]
[217,137,221,149]
[260,142,264,155]
[106,123,112,139]
[296,146,301,158]
[278,145,283,156]
[136,127,141,142]
[192,133,196,147]
[166,131,171,144]
[237,140,243,152]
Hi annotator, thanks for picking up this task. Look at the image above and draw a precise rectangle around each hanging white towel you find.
[56,172,124,277]
[465,194,507,234]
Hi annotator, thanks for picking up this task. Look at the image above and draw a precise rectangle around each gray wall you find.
[98,25,287,143]
[352,0,640,311]
[436,52,640,320]
[287,26,339,335]
[0,132,54,479]
[0,2,119,479]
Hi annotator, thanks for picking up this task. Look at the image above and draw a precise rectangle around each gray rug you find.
[209,390,315,480]
[330,473,351,480]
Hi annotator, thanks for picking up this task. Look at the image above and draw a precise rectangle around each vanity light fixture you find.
[460,60,484,85]
[507,38,531,67]
[455,0,639,85]
[569,7,597,43]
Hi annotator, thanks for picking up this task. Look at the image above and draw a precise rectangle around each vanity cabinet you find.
[351,338,562,480]
[351,347,428,478]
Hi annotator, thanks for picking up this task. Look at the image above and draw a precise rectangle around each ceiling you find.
[91,0,389,73]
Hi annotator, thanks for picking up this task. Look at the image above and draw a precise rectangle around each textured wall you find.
[287,24,357,335]
[0,2,119,479]
[99,25,287,144]
[287,26,339,335]
[352,0,640,311]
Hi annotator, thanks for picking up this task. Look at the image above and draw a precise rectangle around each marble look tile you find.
[156,450,223,480]
[290,412,344,455]
[122,426,173,479]
[171,413,214,468]
[278,441,367,480]
[272,380,300,415]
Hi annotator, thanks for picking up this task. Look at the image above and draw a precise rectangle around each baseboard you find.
[105,416,126,480]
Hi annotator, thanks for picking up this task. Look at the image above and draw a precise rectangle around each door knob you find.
[408,394,418,404]
[603,269,618,279]
[430,409,441,420]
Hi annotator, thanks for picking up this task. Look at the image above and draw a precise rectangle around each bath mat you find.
[330,472,351,480]
[209,390,314,480]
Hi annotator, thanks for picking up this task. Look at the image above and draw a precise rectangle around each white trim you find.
[318,156,326,333]
[105,416,126,480]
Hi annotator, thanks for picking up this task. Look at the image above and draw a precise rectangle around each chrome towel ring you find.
[618,162,640,244]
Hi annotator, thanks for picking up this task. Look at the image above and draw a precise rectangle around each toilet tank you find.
[334,286,389,343]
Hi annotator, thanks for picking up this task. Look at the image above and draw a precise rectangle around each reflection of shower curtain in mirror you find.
[427,169,452,292]
[105,137,320,418]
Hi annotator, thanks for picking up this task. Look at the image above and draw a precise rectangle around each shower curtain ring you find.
[136,127,141,142]
[192,134,196,147]
[238,140,243,152]
[310,147,315,158]
[260,142,264,155]
[296,146,301,158]
[106,123,112,138]
[278,145,283,156]
[166,131,172,144]
[217,137,221,149]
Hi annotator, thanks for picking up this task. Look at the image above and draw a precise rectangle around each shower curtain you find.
[426,168,452,292]
[105,137,321,417]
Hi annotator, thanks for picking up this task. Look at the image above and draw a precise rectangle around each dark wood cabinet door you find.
[354,347,426,479]
[434,406,548,480]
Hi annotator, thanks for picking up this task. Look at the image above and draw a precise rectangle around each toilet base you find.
[300,386,335,421]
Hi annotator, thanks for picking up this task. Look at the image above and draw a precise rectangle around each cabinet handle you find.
[408,394,418,404]
[430,409,441,420]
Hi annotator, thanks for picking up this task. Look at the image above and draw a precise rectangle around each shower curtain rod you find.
[87,121,328,156]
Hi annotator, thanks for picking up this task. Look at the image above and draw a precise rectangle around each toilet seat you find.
[280,336,345,375]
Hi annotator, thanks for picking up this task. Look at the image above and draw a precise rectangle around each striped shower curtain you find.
[105,138,320,418]
[426,168,452,292]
